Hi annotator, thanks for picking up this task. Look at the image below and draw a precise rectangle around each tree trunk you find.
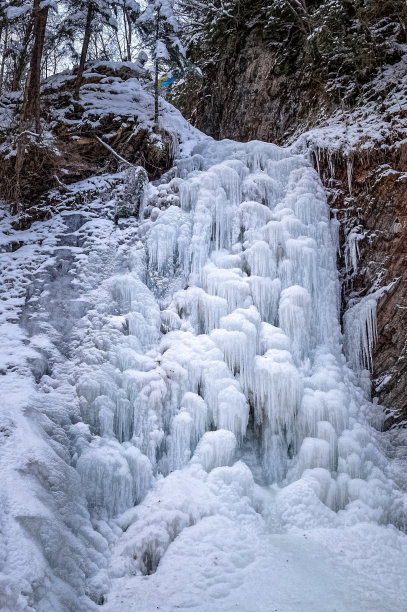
[11,20,33,91]
[154,8,160,131]
[98,31,109,61]
[123,3,132,61]
[0,23,9,95]
[115,28,124,62]
[73,4,93,101]
[15,0,48,203]
[21,0,49,134]
[154,60,159,130]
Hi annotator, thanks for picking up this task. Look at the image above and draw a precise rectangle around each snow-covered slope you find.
[1,132,406,610]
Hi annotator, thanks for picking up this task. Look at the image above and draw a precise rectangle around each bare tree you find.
[11,20,34,91]
[0,20,8,94]
[20,0,50,134]
[73,3,93,100]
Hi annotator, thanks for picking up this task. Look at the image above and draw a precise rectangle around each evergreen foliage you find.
[138,0,185,70]
[178,0,407,104]
[138,0,186,126]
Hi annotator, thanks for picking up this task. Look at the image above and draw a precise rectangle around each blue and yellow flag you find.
[157,67,191,88]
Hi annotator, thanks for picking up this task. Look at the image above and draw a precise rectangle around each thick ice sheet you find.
[1,136,406,611]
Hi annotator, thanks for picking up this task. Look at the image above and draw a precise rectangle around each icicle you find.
[205,265,252,312]
[344,229,362,275]
[180,392,209,446]
[167,411,193,471]
[259,323,290,354]
[328,154,335,179]
[179,180,199,212]
[343,296,378,371]
[213,190,235,250]
[239,201,273,232]
[241,173,277,208]
[346,157,353,194]
[262,220,287,254]
[172,286,228,334]
[176,153,205,178]
[297,437,331,472]
[210,164,241,205]
[191,430,237,472]
[278,286,312,362]
[210,329,252,383]
[316,421,338,472]
[77,441,152,517]
[314,149,320,175]
[254,350,303,432]
[330,211,340,255]
[216,385,249,440]
[209,309,259,394]
[261,429,289,483]
[147,206,191,276]
[244,241,276,277]
[249,277,281,324]
[285,237,318,297]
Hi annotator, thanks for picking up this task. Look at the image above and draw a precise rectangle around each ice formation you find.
[344,295,378,371]
[1,136,407,611]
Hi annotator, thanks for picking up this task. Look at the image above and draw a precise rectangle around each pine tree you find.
[0,1,34,93]
[138,0,186,129]
[61,0,116,100]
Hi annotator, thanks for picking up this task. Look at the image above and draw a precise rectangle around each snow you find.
[0,108,407,610]
[292,55,407,159]
[105,523,407,612]
[6,5,32,20]
[289,54,407,224]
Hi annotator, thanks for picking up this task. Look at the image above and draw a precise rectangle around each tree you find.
[138,0,186,129]
[0,3,9,94]
[0,1,34,93]
[68,1,141,100]
[177,0,407,106]
[62,0,116,101]
[20,0,55,134]
[114,0,141,61]
[11,0,54,203]
[73,1,95,100]
[10,15,33,91]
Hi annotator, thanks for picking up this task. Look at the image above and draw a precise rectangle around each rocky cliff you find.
[187,38,323,145]
[323,150,407,424]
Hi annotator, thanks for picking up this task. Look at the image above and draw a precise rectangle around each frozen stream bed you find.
[0,137,406,611]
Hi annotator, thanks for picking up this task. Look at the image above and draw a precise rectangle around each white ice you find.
[1,133,406,611]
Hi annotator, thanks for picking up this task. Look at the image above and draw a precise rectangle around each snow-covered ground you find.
[292,54,407,159]
[1,116,407,611]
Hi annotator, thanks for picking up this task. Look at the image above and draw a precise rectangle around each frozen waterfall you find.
[79,140,398,516]
[1,137,406,611]
[82,140,406,608]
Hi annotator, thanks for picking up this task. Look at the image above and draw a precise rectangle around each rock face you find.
[192,37,324,145]
[184,42,407,424]
[331,155,407,424]
[310,151,407,424]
